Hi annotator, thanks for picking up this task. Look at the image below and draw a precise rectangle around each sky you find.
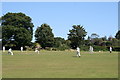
[1,2,118,42]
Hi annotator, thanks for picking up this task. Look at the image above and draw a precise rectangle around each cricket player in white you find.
[89,46,93,53]
[21,47,23,52]
[3,46,5,52]
[110,46,112,53]
[8,48,14,55]
[76,47,81,57]
[91,46,93,52]
[89,46,92,52]
[35,48,39,54]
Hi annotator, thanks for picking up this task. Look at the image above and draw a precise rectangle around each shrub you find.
[45,47,52,51]
[93,46,107,51]
[80,46,108,51]
[25,46,33,51]
[106,46,120,52]
[80,46,89,51]
[113,46,120,51]
[57,44,70,51]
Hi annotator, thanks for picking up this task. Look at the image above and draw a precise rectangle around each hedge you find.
[80,46,120,51]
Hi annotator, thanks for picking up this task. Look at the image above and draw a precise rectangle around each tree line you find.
[1,12,120,51]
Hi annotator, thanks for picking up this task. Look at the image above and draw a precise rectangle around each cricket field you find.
[2,51,118,78]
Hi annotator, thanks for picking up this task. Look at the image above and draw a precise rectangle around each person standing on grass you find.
[3,46,5,52]
[89,46,93,53]
[21,47,23,52]
[110,46,112,53]
[35,48,39,54]
[89,46,92,53]
[8,48,14,55]
[91,46,93,53]
[76,47,81,57]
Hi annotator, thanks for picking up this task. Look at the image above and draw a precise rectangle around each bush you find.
[93,46,107,51]
[106,46,120,52]
[80,46,107,51]
[45,47,52,51]
[57,44,70,51]
[25,46,33,51]
[80,46,89,51]
[113,46,120,51]
[52,48,57,51]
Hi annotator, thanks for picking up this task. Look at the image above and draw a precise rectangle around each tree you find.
[101,36,107,41]
[53,37,70,50]
[0,26,2,39]
[85,36,92,46]
[91,33,99,39]
[1,12,33,34]
[54,37,65,48]
[35,23,54,48]
[115,30,120,40]
[108,35,113,41]
[32,42,41,50]
[34,43,41,48]
[112,38,118,46]
[2,25,32,48]
[1,12,34,49]
[93,38,103,46]
[90,33,100,45]
[0,26,1,50]
[68,25,87,49]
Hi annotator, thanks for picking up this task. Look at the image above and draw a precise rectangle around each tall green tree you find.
[54,37,65,48]
[1,12,34,48]
[0,26,2,39]
[68,25,87,49]
[1,12,33,34]
[115,30,120,40]
[91,33,99,39]
[53,37,70,50]
[35,23,54,48]
[112,38,118,46]
[90,33,100,45]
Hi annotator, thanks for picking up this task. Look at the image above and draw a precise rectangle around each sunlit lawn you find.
[2,51,118,78]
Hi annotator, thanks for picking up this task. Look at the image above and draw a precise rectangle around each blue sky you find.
[2,2,118,42]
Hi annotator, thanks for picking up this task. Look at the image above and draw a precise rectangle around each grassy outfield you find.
[2,51,118,78]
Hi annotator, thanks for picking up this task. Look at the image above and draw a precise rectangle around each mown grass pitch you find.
[2,51,118,78]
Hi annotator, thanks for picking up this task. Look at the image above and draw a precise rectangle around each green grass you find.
[2,51,118,78]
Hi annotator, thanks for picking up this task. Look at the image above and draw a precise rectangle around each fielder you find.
[76,47,81,57]
[8,48,14,55]
[110,46,112,53]
[35,48,39,54]
[21,47,23,52]
[89,46,93,53]
[3,46,5,52]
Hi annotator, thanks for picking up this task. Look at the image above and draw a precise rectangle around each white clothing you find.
[3,46,5,52]
[110,47,112,51]
[21,47,23,52]
[8,48,14,55]
[89,46,93,53]
[77,47,80,52]
[76,47,81,57]
[8,48,12,52]
[35,48,39,54]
